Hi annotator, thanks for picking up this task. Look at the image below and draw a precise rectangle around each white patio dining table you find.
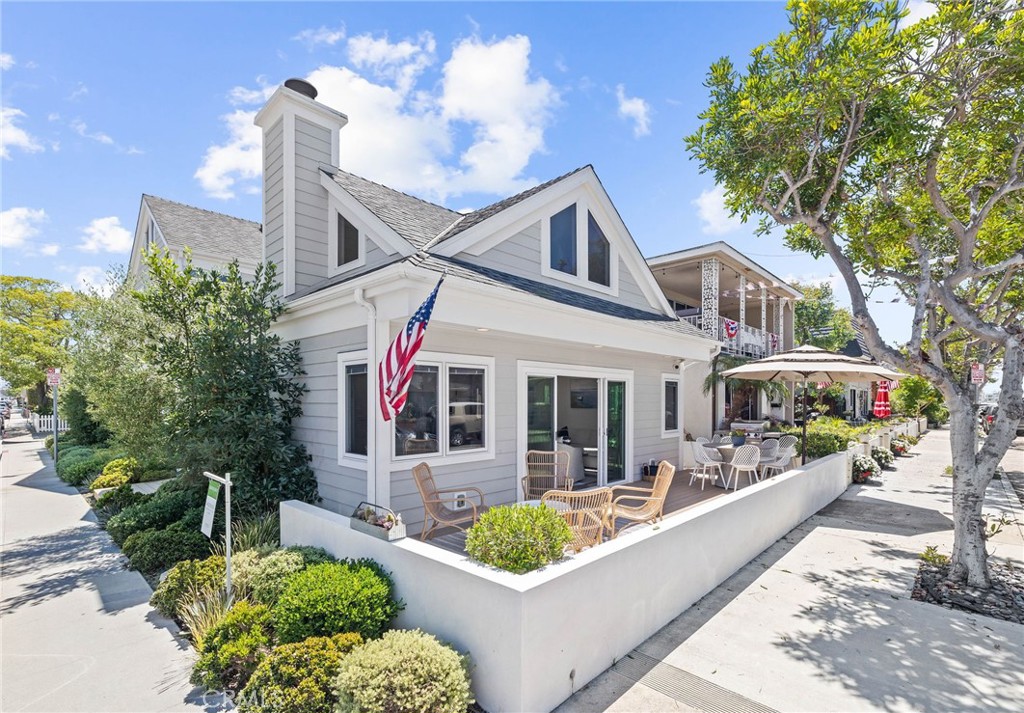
[522,498,570,511]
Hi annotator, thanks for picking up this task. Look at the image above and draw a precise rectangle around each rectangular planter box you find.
[349,517,407,541]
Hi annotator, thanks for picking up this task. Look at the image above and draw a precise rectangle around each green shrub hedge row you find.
[105,483,205,545]
[123,525,211,573]
[465,503,572,574]
[191,601,274,693]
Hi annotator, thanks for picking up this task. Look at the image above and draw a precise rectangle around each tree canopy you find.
[0,275,82,391]
[791,280,855,352]
[686,0,1023,587]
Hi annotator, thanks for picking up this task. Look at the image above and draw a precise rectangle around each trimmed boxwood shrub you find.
[123,527,211,573]
[238,633,362,713]
[57,448,121,486]
[191,601,274,692]
[335,629,473,713]
[234,546,334,606]
[272,561,400,643]
[151,555,226,619]
[90,472,129,490]
[465,503,572,574]
[105,486,205,544]
[139,468,176,483]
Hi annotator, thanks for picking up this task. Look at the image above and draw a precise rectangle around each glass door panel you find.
[527,376,555,452]
[606,380,626,484]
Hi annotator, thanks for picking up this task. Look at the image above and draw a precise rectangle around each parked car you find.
[449,402,484,447]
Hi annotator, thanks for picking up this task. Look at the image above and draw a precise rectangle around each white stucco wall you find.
[280,452,851,713]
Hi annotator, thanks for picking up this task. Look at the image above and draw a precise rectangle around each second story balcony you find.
[647,241,802,359]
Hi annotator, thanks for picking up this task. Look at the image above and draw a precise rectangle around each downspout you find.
[354,288,377,504]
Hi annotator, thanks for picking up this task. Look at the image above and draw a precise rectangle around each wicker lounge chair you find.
[541,487,613,553]
[522,450,573,500]
[412,462,484,540]
[608,461,676,537]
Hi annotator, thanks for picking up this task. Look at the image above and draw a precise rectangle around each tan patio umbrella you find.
[720,345,903,464]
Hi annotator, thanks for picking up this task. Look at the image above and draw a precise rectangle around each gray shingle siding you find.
[293,116,332,292]
[294,327,368,514]
[263,118,285,276]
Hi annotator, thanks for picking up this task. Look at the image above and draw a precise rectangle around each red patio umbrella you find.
[873,380,892,418]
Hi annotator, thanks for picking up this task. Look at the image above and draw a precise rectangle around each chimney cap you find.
[284,78,317,100]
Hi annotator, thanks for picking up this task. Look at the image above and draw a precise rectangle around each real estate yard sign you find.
[201,480,221,537]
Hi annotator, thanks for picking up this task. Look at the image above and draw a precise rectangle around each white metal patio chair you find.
[696,436,723,462]
[724,444,760,491]
[760,445,797,478]
[690,442,724,490]
[758,439,779,466]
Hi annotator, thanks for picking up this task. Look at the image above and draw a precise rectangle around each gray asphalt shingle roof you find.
[323,168,462,249]
[144,195,262,263]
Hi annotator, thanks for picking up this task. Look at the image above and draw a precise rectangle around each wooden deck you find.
[425,470,753,555]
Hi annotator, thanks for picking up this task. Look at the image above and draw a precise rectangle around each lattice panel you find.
[701,258,719,339]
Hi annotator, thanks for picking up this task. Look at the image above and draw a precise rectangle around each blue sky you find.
[2,1,917,343]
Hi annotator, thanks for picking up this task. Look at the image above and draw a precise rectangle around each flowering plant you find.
[357,506,402,531]
[851,454,880,484]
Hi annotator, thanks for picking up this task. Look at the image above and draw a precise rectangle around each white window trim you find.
[327,196,368,278]
[391,351,496,467]
[661,374,681,438]
[338,350,369,468]
[539,187,619,297]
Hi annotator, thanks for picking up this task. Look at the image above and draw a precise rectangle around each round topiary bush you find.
[234,546,334,606]
[150,555,226,619]
[335,629,473,713]
[465,503,572,574]
[272,561,400,643]
[237,633,362,713]
[191,601,274,693]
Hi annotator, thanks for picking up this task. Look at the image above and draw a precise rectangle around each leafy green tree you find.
[892,375,948,424]
[62,387,110,446]
[791,281,855,352]
[687,0,1023,586]
[136,249,317,514]
[69,273,173,460]
[0,276,81,393]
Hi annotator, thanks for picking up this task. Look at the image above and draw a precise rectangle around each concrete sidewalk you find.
[558,428,1024,713]
[1,419,213,712]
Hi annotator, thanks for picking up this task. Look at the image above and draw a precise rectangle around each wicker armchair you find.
[521,450,573,500]
[541,487,612,553]
[608,461,676,537]
[412,462,484,540]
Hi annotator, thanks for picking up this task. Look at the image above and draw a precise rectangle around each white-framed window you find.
[540,194,618,295]
[661,374,680,437]
[338,350,369,466]
[327,202,367,277]
[392,352,495,465]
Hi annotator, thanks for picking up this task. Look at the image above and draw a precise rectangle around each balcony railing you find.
[678,314,781,357]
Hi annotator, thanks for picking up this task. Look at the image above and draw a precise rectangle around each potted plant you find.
[851,454,879,484]
[730,429,747,446]
[349,502,406,541]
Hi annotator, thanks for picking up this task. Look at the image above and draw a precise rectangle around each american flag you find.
[816,381,833,389]
[378,277,444,422]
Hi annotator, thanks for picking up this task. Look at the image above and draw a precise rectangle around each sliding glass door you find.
[526,376,555,451]
[605,380,626,484]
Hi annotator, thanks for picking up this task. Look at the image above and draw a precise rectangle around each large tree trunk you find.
[946,396,992,588]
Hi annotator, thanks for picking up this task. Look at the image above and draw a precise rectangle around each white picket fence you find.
[31,413,70,433]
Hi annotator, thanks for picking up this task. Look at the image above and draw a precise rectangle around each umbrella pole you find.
[801,377,808,465]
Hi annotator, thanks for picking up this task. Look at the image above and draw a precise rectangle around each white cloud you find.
[40,244,60,256]
[70,119,114,145]
[1,108,44,159]
[693,185,744,235]
[293,24,346,49]
[901,0,937,27]
[615,84,651,138]
[347,31,436,95]
[194,109,263,199]
[47,112,61,122]
[67,83,89,101]
[78,216,132,253]
[0,53,14,70]
[197,32,559,203]
[74,266,114,295]
[228,82,275,106]
[0,207,48,249]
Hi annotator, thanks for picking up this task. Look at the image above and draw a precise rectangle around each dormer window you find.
[338,214,359,267]
[542,200,616,292]
[328,208,366,276]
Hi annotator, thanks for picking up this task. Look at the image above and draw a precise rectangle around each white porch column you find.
[701,258,719,340]
[775,297,785,349]
[761,286,768,354]
[738,274,747,337]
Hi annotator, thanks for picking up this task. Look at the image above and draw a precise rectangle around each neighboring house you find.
[840,327,875,420]
[648,243,802,434]
[126,194,262,282]
[249,79,725,532]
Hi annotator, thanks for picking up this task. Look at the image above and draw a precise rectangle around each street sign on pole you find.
[971,362,985,384]
[46,367,61,386]
[47,368,61,463]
